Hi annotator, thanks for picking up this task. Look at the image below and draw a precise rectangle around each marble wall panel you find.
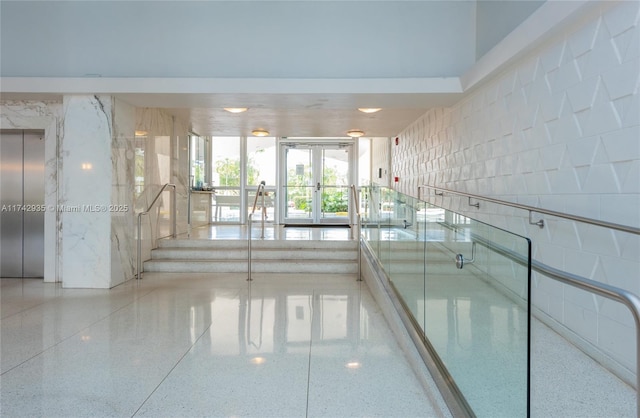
[59,95,112,288]
[111,98,136,286]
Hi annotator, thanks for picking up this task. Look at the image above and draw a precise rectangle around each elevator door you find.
[0,130,45,278]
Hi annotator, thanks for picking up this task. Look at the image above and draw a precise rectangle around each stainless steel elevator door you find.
[0,129,45,278]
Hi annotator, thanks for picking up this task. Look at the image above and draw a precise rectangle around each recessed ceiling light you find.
[223,107,248,113]
[346,130,365,138]
[345,361,361,369]
[252,129,270,137]
[358,108,382,113]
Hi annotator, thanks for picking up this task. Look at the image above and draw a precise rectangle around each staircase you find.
[143,238,359,274]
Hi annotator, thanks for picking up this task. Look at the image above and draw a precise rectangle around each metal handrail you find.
[350,184,362,281]
[417,184,640,414]
[418,184,640,235]
[248,181,266,281]
[467,229,640,414]
[136,183,177,279]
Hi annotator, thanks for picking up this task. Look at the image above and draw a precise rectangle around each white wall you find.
[0,1,475,78]
[371,137,392,187]
[392,0,640,382]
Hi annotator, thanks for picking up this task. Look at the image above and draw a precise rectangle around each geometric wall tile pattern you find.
[393,1,640,380]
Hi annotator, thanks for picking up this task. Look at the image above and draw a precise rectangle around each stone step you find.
[146,238,359,274]
[382,260,458,275]
[157,238,357,250]
[151,247,357,261]
[144,259,358,274]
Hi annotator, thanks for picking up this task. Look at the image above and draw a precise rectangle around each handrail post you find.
[137,213,143,279]
[350,185,362,281]
[171,184,177,238]
[247,181,265,281]
[248,213,253,281]
[260,191,265,239]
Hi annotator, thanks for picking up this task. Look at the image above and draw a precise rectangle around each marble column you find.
[60,95,113,288]
[111,99,136,286]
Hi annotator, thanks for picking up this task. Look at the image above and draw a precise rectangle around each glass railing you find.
[361,185,531,417]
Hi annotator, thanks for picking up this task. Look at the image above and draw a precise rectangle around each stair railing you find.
[350,184,362,281]
[418,184,640,413]
[247,181,266,281]
[418,185,640,234]
[136,183,177,279]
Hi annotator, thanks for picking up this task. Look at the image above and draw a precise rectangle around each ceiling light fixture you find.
[358,108,382,113]
[134,130,148,137]
[252,129,270,137]
[346,130,365,138]
[223,107,248,113]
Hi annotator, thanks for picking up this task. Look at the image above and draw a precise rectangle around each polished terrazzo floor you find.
[0,273,448,418]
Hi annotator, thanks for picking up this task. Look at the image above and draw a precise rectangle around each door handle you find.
[316,182,321,191]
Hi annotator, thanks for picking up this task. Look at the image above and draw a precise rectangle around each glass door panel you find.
[284,147,313,221]
[282,142,353,225]
[320,147,350,223]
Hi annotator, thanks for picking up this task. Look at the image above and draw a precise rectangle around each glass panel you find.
[247,189,275,222]
[211,137,241,223]
[385,191,426,334]
[212,189,240,223]
[423,216,529,417]
[190,135,207,190]
[212,137,241,188]
[360,186,530,417]
[321,147,349,220]
[247,136,276,186]
[285,148,313,220]
[321,186,349,219]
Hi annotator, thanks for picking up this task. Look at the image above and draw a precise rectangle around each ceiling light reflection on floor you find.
[345,361,361,369]
[250,356,267,365]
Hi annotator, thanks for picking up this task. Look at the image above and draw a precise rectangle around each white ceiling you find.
[117,91,463,138]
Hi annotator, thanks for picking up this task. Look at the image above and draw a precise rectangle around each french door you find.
[280,141,355,225]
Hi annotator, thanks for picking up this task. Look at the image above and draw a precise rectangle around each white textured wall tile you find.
[391,1,639,377]
[603,0,640,38]
[598,313,636,371]
[602,58,640,100]
[563,297,599,344]
[601,255,640,295]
